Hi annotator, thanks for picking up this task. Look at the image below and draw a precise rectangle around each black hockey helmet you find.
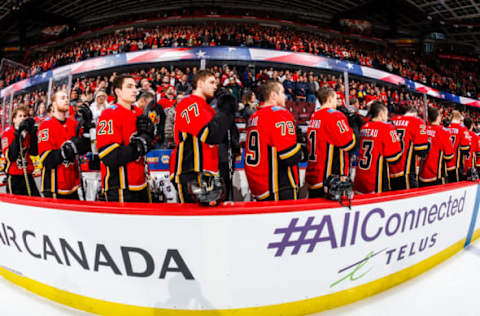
[467,168,479,182]
[324,175,354,208]
[187,173,226,207]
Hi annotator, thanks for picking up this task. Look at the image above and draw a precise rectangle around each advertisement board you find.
[0,183,478,315]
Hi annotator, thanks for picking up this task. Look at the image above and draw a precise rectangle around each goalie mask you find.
[188,173,226,206]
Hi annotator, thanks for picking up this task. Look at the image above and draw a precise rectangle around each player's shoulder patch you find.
[271,106,286,112]
[327,109,336,113]
[111,104,118,110]
[4,126,11,132]
[39,116,52,127]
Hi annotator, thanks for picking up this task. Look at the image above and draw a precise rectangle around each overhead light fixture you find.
[453,24,459,28]
[427,15,432,20]
[468,25,473,29]
[440,21,445,25]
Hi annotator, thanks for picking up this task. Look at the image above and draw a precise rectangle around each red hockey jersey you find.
[244,105,301,200]
[38,117,80,195]
[305,108,355,190]
[354,121,402,194]
[170,94,219,181]
[97,104,147,192]
[390,115,429,181]
[476,133,480,168]
[446,122,470,171]
[463,130,477,171]
[419,125,454,183]
[1,126,34,175]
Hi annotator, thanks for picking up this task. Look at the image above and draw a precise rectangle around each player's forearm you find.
[30,134,38,156]
[98,144,138,168]
[460,146,470,155]
[278,143,302,166]
[74,137,91,155]
[414,142,430,158]
[40,150,63,170]
[7,139,20,162]
[340,135,356,152]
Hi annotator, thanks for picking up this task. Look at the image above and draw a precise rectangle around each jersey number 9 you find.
[246,130,260,166]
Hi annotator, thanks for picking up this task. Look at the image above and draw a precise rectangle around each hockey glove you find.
[130,134,151,158]
[60,140,78,163]
[136,116,155,138]
[16,118,35,136]
[78,104,94,130]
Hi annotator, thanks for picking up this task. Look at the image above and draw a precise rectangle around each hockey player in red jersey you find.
[97,74,155,202]
[170,70,236,203]
[475,127,480,174]
[1,106,40,196]
[245,80,303,201]
[354,101,402,194]
[445,110,470,182]
[390,105,429,190]
[305,87,355,198]
[419,107,454,187]
[462,117,477,179]
[38,90,92,199]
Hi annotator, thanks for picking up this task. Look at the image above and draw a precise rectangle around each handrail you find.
[0,180,473,215]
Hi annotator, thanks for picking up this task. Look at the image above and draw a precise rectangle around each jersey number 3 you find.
[359,140,374,169]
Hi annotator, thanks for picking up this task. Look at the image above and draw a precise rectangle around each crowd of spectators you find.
[3,64,480,147]
[1,19,479,100]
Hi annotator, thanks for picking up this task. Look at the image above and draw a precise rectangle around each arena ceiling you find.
[0,0,479,53]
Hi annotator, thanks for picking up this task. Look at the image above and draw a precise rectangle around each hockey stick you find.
[226,128,234,201]
[18,131,31,197]
[75,119,87,200]
[142,103,155,203]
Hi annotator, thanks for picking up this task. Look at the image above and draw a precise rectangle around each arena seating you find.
[1,16,479,100]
